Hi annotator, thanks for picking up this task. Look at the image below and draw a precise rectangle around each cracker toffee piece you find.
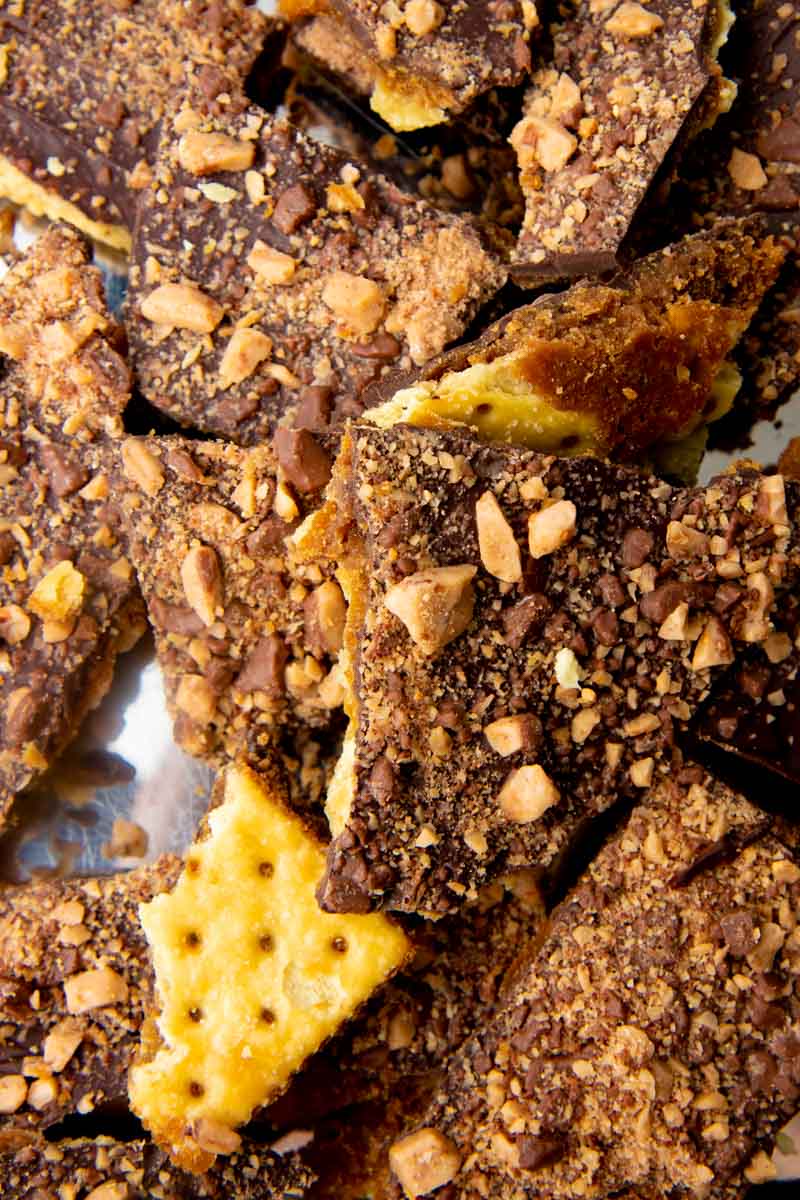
[679,0,800,222]
[111,432,344,764]
[273,871,544,1200]
[672,0,800,425]
[0,1135,313,1199]
[0,859,179,1134]
[0,0,269,252]
[284,47,526,231]
[129,760,411,1171]
[510,0,733,283]
[368,219,785,468]
[281,0,537,132]
[385,768,800,1200]
[0,226,146,826]
[296,423,800,916]
[126,92,508,445]
[267,868,544,1122]
[692,448,800,790]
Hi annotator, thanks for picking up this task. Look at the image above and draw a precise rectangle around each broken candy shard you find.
[110,433,342,764]
[0,859,179,1134]
[126,90,507,445]
[388,768,798,1199]
[0,226,144,827]
[511,0,733,283]
[281,0,536,131]
[0,1135,314,1199]
[299,423,800,916]
[0,1,269,251]
[668,1,800,429]
[368,219,784,468]
[129,759,411,1171]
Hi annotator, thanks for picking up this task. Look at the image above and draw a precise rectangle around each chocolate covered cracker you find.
[285,44,526,230]
[385,769,797,1199]
[282,0,537,132]
[693,453,800,789]
[0,1,268,252]
[388,768,800,1200]
[0,227,145,827]
[683,0,800,221]
[0,1135,313,1198]
[110,433,343,765]
[298,424,800,915]
[126,92,507,444]
[369,219,785,470]
[510,0,730,283]
[0,859,179,1133]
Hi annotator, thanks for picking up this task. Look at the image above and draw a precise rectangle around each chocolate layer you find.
[309,424,800,915]
[0,1,268,238]
[126,88,507,443]
[510,0,726,283]
[0,227,144,826]
[386,768,797,1199]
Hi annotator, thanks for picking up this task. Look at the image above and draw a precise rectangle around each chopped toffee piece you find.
[297,423,800,915]
[0,859,179,1133]
[369,219,784,468]
[129,759,411,1171]
[281,0,537,131]
[0,1135,313,1199]
[110,433,343,764]
[126,91,507,443]
[388,769,800,1199]
[0,1,269,251]
[510,0,732,283]
[0,226,145,826]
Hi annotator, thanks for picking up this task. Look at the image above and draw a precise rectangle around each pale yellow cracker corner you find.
[128,761,411,1170]
[0,154,131,253]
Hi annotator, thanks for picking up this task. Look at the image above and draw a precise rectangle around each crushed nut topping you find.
[497,764,560,823]
[384,565,477,655]
[475,492,522,582]
[141,283,224,333]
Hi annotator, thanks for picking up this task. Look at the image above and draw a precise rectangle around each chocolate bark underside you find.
[367,219,785,462]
